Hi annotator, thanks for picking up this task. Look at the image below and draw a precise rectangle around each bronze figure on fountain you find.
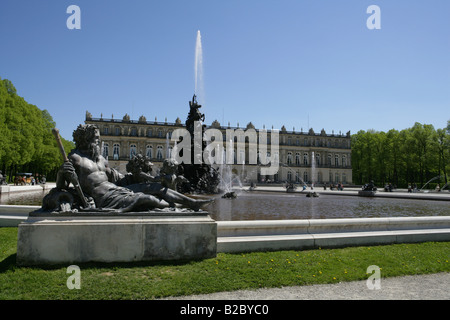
[37,124,213,214]
[176,94,220,194]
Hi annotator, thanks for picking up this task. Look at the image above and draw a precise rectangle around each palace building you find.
[85,111,352,185]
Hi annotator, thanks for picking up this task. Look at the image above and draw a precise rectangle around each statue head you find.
[161,158,179,175]
[126,154,153,175]
[72,124,101,157]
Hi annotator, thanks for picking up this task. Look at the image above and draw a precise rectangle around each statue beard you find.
[89,143,101,161]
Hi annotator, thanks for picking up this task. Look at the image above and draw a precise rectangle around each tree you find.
[0,77,74,181]
[351,122,447,188]
[436,127,449,184]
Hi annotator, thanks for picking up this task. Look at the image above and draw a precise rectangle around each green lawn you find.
[0,227,449,299]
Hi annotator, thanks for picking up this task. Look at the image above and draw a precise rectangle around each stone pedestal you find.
[16,212,217,266]
[0,185,10,195]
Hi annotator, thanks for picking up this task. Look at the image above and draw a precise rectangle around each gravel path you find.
[164,272,449,300]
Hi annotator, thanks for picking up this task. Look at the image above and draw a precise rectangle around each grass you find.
[0,227,449,299]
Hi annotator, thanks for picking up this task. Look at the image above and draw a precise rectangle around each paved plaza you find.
[165,272,450,300]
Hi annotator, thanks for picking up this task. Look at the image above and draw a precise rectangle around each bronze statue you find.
[186,94,205,131]
[119,155,203,209]
[179,94,220,194]
[41,124,213,213]
[0,171,6,185]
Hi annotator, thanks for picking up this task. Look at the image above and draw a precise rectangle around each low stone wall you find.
[216,217,450,253]
[0,205,39,227]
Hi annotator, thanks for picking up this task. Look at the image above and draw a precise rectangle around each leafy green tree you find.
[351,122,449,188]
[0,77,74,182]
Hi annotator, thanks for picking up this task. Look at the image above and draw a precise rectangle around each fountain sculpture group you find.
[176,94,221,195]
[16,95,220,266]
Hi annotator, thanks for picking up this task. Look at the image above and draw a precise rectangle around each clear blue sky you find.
[1,0,449,141]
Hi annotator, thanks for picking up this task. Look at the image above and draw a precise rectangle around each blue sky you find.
[1,0,449,140]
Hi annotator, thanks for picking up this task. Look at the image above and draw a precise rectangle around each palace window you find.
[287,152,293,165]
[103,127,109,135]
[157,146,163,160]
[295,153,300,166]
[130,144,137,159]
[303,153,308,166]
[274,151,279,164]
[239,150,245,164]
[131,128,137,136]
[113,144,120,160]
[147,129,153,137]
[335,155,339,167]
[115,127,120,136]
[102,143,109,158]
[146,145,153,159]
[287,171,292,182]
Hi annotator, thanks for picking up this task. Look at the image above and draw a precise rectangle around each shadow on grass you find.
[0,253,210,272]
[0,254,17,273]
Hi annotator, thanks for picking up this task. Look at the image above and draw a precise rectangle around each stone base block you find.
[0,186,10,194]
[16,213,217,266]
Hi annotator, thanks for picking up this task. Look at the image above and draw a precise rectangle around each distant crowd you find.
[0,171,46,186]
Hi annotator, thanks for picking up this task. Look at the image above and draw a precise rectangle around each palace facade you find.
[85,111,352,185]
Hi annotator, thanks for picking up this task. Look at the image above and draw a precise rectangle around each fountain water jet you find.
[311,151,316,190]
[194,30,205,106]
[420,175,443,192]
[218,139,242,198]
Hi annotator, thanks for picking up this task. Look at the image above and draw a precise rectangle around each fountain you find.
[419,175,443,192]
[3,30,450,264]
[194,30,205,106]
[311,151,316,190]
[306,152,319,197]
[278,162,310,193]
[442,182,450,191]
[217,138,243,199]
[174,30,221,194]
[175,94,220,194]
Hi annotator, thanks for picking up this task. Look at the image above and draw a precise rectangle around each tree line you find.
[0,78,74,182]
[351,122,450,189]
